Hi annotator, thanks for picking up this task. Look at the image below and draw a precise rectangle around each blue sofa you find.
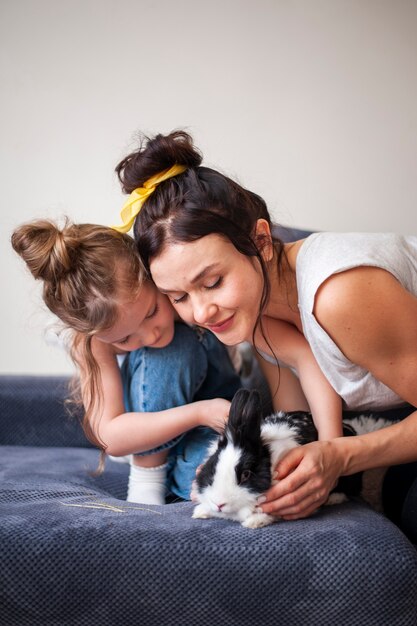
[1,373,417,626]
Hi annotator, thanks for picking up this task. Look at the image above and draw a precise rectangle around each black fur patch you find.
[196,436,227,490]
[235,447,272,494]
[264,411,318,445]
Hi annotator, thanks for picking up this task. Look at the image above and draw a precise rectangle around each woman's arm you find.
[295,345,343,440]
[257,318,343,439]
[79,338,230,456]
[316,267,417,406]
[260,410,417,520]
[254,353,310,413]
[259,267,417,519]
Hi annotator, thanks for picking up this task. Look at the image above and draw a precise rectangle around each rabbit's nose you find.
[216,503,226,512]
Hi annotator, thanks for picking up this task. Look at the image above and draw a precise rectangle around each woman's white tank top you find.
[296,232,417,410]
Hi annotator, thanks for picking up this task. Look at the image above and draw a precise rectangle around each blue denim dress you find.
[121,323,241,500]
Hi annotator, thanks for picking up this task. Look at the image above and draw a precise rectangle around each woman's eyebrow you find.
[190,264,219,285]
[158,264,219,293]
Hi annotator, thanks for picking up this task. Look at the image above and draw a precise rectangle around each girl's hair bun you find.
[116,130,203,194]
[11,219,79,283]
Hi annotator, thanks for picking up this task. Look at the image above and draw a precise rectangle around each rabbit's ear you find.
[227,389,263,448]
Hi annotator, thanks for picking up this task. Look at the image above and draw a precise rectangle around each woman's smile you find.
[207,313,235,334]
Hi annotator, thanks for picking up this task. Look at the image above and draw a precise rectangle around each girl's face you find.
[96,282,175,352]
[150,234,264,346]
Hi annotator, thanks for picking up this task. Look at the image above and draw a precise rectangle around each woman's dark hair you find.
[115,130,285,353]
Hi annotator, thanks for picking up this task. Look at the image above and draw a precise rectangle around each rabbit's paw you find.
[242,512,275,529]
[192,504,213,520]
[325,492,348,506]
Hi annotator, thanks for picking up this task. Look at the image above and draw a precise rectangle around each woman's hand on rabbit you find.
[258,440,345,520]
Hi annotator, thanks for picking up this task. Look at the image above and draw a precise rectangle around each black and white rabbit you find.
[192,388,394,528]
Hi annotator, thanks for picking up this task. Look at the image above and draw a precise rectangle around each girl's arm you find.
[79,338,230,457]
[256,318,343,440]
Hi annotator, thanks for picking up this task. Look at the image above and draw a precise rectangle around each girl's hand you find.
[258,440,345,520]
[200,398,231,433]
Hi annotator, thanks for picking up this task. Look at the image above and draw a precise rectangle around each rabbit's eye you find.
[240,470,252,483]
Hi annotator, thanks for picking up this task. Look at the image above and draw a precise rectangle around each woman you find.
[113,130,417,537]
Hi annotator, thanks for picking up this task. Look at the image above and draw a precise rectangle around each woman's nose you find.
[193,299,217,325]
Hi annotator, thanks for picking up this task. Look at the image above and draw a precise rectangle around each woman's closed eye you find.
[172,293,188,305]
[205,276,223,291]
[171,277,223,305]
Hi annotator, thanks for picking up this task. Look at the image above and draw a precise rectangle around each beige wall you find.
[1,0,416,374]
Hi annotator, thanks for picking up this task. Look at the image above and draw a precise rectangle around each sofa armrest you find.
[0,375,93,448]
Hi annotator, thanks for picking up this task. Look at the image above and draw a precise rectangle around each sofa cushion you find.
[1,445,416,626]
[0,375,91,448]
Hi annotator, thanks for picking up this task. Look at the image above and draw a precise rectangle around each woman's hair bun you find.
[11,218,80,283]
[116,130,203,194]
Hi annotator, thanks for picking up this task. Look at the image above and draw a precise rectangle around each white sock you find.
[127,462,168,505]
[108,454,132,465]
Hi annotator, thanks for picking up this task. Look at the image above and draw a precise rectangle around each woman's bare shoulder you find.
[314,266,417,364]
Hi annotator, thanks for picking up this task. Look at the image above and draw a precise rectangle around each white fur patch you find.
[204,437,222,460]
[344,416,393,436]
[261,422,301,468]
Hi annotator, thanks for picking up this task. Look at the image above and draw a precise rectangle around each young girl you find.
[11,219,241,505]
[112,130,417,537]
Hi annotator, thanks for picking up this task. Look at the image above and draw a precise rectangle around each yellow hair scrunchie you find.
[111,164,187,233]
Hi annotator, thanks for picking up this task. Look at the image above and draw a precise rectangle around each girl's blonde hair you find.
[11,219,147,454]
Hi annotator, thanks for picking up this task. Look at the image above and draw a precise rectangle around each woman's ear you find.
[254,219,274,262]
